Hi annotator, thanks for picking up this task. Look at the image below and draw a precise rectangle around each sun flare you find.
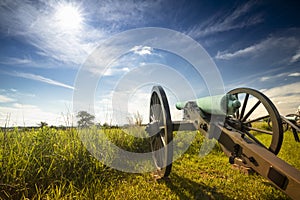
[54,3,84,32]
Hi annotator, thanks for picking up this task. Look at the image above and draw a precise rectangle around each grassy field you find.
[0,123,299,199]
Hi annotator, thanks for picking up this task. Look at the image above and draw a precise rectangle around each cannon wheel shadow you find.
[157,173,229,200]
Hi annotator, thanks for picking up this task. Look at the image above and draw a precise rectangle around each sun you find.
[53,2,84,32]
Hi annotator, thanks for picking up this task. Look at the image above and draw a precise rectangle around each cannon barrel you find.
[176,94,241,115]
[285,115,298,122]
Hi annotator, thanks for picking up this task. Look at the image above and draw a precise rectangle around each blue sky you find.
[0,0,299,126]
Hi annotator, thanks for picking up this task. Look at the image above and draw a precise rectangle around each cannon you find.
[146,86,300,199]
[268,114,300,142]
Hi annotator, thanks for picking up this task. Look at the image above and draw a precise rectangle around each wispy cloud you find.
[0,89,35,105]
[7,88,36,98]
[187,1,263,38]
[0,57,32,65]
[215,36,300,60]
[10,88,17,92]
[7,71,74,90]
[224,65,300,93]
[0,94,16,103]
[0,55,63,69]
[259,72,289,82]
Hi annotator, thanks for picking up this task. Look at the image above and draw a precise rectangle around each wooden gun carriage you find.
[146,86,300,199]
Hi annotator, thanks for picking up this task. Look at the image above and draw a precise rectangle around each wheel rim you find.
[149,86,173,177]
[228,88,283,155]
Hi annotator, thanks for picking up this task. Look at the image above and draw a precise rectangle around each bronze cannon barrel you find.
[176,94,241,115]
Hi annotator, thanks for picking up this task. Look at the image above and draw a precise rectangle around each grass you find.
[0,123,299,199]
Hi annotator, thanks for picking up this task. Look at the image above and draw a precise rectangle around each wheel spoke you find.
[150,106,155,121]
[151,98,161,121]
[151,106,158,120]
[154,97,162,123]
[247,115,269,123]
[160,133,166,146]
[246,126,273,135]
[153,139,164,168]
[242,100,261,122]
[158,106,163,123]
[236,109,240,119]
[244,130,268,149]
[240,93,249,120]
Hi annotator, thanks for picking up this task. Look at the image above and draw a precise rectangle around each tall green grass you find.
[1,127,109,199]
[0,124,299,199]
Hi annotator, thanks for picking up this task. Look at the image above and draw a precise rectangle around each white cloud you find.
[188,1,263,38]
[122,67,130,72]
[0,103,64,126]
[259,77,270,82]
[7,71,74,90]
[216,45,257,60]
[102,67,131,76]
[85,43,160,77]
[261,82,300,115]
[288,72,300,77]
[131,45,153,56]
[12,103,36,109]
[0,95,16,103]
[290,49,300,63]
[259,72,287,82]
[216,36,299,60]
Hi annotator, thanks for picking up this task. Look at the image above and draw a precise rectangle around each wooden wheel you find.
[228,88,283,155]
[149,86,173,178]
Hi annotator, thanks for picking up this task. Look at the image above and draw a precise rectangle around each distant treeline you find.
[0,126,74,131]
[0,124,124,131]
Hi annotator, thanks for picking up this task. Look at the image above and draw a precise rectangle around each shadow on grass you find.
[161,173,229,200]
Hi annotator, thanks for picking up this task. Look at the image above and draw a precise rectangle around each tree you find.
[39,121,48,128]
[76,111,95,128]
